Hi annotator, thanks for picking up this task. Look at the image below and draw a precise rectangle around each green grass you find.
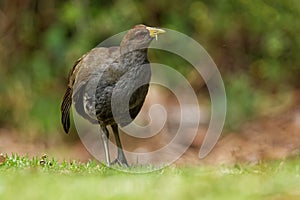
[0,154,300,200]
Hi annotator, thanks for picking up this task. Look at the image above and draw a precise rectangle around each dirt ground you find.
[179,106,300,165]
[0,91,300,166]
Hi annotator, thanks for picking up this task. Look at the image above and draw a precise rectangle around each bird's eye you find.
[134,30,147,38]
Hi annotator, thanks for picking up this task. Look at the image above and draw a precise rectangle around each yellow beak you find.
[146,27,166,40]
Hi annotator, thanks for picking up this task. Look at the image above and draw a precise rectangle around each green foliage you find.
[0,0,299,133]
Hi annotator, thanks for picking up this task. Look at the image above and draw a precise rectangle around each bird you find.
[61,24,165,167]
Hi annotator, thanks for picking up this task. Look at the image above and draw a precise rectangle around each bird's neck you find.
[118,48,151,84]
[120,49,149,70]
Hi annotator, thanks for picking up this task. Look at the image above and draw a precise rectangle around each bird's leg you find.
[100,126,111,166]
[110,124,129,167]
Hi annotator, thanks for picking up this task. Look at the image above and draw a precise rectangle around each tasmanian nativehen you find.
[61,25,165,167]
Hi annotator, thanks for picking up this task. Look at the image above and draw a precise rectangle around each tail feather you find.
[61,87,72,133]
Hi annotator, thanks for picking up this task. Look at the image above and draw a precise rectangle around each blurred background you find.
[0,0,299,164]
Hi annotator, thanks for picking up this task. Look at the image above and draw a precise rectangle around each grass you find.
[0,154,300,200]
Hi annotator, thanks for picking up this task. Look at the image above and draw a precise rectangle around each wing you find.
[61,47,121,132]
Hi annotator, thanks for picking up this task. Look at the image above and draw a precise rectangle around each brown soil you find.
[178,106,300,166]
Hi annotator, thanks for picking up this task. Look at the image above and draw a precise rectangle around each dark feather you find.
[61,87,72,133]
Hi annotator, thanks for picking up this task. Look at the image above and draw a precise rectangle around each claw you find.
[110,158,129,168]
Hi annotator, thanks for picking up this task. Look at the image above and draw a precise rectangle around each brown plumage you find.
[61,24,165,166]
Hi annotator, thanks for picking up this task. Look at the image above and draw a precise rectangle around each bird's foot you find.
[110,158,129,168]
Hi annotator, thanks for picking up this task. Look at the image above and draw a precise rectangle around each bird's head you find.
[120,24,165,54]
